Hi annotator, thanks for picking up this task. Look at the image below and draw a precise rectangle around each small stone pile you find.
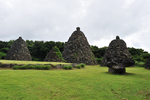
[145,56,150,69]
[62,27,97,65]
[101,36,135,74]
[44,46,64,62]
[5,37,32,61]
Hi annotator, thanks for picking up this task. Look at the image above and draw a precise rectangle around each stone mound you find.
[62,27,97,65]
[145,56,150,69]
[44,46,64,62]
[101,36,135,74]
[5,37,32,61]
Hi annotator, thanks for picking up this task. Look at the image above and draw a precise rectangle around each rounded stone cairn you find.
[62,27,97,65]
[101,36,135,74]
[5,37,32,61]
[44,46,64,62]
[145,56,150,69]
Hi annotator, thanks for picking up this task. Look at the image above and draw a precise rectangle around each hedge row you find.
[13,65,51,70]
[63,63,85,70]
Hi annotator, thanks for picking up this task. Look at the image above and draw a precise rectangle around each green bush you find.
[0,48,9,53]
[28,65,35,69]
[135,61,145,67]
[13,65,19,70]
[63,65,73,70]
[13,64,51,70]
[76,65,81,69]
[68,65,73,69]
[19,65,28,69]
[53,46,65,62]
[0,52,6,59]
[32,57,40,61]
[43,65,51,70]
[34,65,42,69]
[63,65,68,70]
[96,58,103,64]
[80,63,85,68]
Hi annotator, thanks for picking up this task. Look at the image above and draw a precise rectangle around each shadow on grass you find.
[104,72,136,76]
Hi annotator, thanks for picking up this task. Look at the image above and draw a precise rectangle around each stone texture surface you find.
[62,27,97,65]
[145,56,150,69]
[55,64,65,69]
[101,36,135,74]
[5,37,32,61]
[0,62,81,69]
[71,63,80,68]
[0,63,54,69]
[44,46,64,62]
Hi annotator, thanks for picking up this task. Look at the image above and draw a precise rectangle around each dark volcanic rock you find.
[101,36,135,74]
[71,63,80,68]
[44,46,64,62]
[5,37,32,61]
[55,64,64,69]
[145,56,150,69]
[62,27,97,65]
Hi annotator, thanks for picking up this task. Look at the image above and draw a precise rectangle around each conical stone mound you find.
[5,37,32,61]
[44,46,64,62]
[62,27,97,65]
[145,56,150,69]
[101,36,135,74]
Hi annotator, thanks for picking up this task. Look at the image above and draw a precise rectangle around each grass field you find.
[0,60,150,100]
[0,60,70,66]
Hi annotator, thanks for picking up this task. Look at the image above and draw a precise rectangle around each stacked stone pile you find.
[44,46,64,62]
[5,37,32,61]
[101,36,135,74]
[62,27,97,65]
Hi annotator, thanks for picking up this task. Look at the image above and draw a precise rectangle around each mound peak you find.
[44,46,64,62]
[62,27,97,65]
[5,37,32,61]
[101,36,135,74]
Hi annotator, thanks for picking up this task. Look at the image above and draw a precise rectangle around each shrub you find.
[96,58,103,64]
[76,65,81,69]
[43,65,51,70]
[0,48,9,53]
[13,65,19,70]
[32,57,40,61]
[34,65,42,69]
[0,52,6,59]
[63,65,69,70]
[53,46,65,62]
[28,65,34,69]
[68,65,73,69]
[80,63,85,68]
[63,65,73,70]
[19,65,28,69]
[135,61,145,67]
[133,55,142,61]
[13,64,51,70]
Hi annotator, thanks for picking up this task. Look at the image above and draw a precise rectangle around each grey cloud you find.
[0,0,150,52]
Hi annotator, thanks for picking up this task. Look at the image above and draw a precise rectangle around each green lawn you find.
[0,60,70,66]
[0,63,150,100]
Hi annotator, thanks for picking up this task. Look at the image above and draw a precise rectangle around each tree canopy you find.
[0,40,149,67]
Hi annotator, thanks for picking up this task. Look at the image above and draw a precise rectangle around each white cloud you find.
[0,0,150,52]
[124,29,150,52]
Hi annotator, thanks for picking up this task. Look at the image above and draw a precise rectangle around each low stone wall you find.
[0,62,82,69]
[0,62,54,68]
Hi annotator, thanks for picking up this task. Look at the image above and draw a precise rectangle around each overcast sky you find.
[0,0,150,52]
